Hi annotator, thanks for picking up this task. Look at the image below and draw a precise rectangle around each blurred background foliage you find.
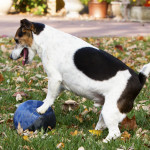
[13,0,47,15]
[12,0,148,15]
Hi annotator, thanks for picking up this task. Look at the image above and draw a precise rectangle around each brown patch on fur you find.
[15,27,33,47]
[117,76,142,113]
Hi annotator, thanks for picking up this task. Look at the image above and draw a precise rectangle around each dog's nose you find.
[14,38,19,44]
[10,54,13,59]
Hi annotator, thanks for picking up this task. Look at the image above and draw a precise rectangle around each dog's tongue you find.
[22,48,28,65]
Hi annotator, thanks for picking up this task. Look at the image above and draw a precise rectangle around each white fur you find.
[11,25,142,142]
[11,44,36,63]
[140,63,150,77]
[30,26,131,141]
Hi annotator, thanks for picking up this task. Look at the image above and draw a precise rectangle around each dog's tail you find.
[139,63,150,86]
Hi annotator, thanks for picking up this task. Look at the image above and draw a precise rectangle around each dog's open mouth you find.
[20,48,29,65]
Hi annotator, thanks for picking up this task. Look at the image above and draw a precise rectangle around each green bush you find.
[13,0,47,15]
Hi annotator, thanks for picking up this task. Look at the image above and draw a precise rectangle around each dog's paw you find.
[95,122,106,130]
[36,105,47,114]
[103,138,110,143]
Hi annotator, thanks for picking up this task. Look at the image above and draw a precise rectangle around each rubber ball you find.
[13,100,56,131]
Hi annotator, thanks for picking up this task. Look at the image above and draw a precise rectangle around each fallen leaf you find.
[70,130,78,136]
[78,146,85,150]
[120,115,137,130]
[136,128,149,138]
[121,131,131,141]
[23,145,30,150]
[0,120,5,124]
[80,98,87,103]
[28,79,33,86]
[0,73,4,82]
[0,88,9,91]
[16,94,22,101]
[0,132,7,138]
[13,91,28,97]
[56,142,65,149]
[89,130,102,136]
[139,100,148,104]
[0,146,3,150]
[115,45,124,51]
[135,104,150,114]
[23,129,38,139]
[23,135,29,141]
[1,45,7,52]
[17,123,23,135]
[35,74,43,78]
[15,76,25,82]
[63,100,78,111]
[42,88,48,94]
[75,115,83,123]
[127,44,137,50]
[81,108,89,116]
[113,52,119,58]
[142,104,150,111]
[6,118,13,124]
[137,36,144,41]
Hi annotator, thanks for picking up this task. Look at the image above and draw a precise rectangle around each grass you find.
[0,36,150,150]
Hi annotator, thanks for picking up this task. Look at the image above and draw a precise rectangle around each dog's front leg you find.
[37,75,62,114]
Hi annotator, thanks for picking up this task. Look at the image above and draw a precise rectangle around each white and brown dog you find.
[10,19,150,142]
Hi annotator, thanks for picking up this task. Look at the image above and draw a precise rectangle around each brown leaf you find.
[17,123,24,135]
[115,45,124,51]
[70,130,78,136]
[75,114,83,123]
[137,36,145,41]
[13,91,28,97]
[0,73,4,83]
[6,118,13,124]
[56,142,65,149]
[28,79,33,86]
[62,100,78,111]
[120,115,137,130]
[121,131,131,141]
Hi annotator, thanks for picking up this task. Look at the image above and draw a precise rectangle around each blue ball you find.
[13,100,56,131]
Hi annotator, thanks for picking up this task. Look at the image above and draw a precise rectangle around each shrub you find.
[13,0,47,15]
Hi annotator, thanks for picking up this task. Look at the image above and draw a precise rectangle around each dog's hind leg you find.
[95,113,107,130]
[101,100,126,143]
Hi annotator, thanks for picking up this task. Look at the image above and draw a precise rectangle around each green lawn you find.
[0,36,150,150]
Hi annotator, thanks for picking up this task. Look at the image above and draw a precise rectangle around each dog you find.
[10,19,150,142]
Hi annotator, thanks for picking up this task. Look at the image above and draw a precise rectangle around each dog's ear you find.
[20,19,36,33]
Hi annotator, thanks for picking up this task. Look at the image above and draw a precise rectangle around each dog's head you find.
[10,19,44,65]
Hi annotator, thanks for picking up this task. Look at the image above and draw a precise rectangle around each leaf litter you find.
[0,36,150,149]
